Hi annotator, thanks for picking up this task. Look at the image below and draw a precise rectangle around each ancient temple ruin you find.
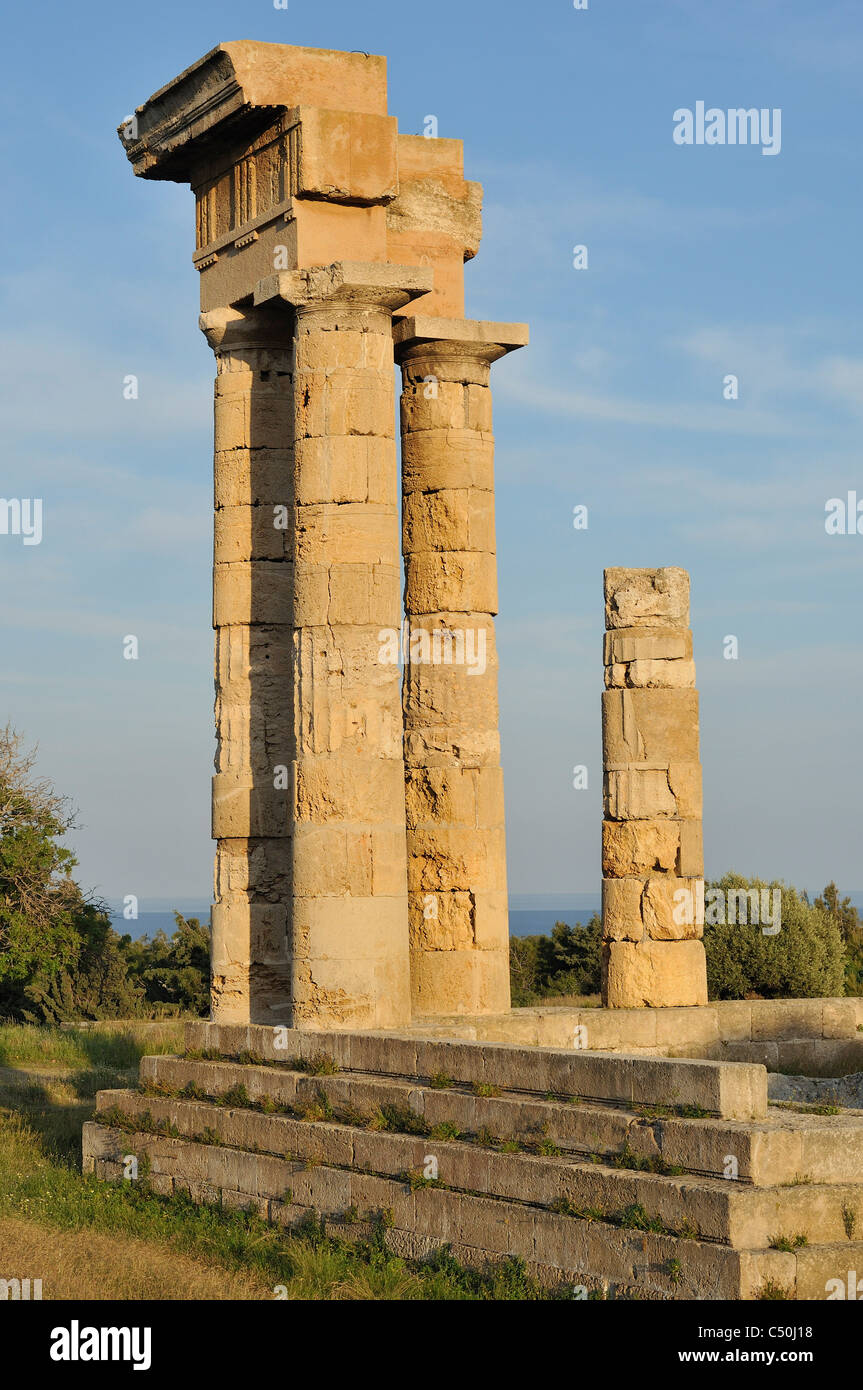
[83,42,863,1301]
[120,41,526,1029]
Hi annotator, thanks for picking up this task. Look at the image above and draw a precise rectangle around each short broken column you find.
[394,316,527,1016]
[601,567,708,1007]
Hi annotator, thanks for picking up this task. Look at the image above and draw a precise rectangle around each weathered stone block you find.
[601,877,644,942]
[296,108,398,203]
[402,488,496,554]
[615,657,696,690]
[604,768,676,819]
[667,760,703,819]
[603,939,708,1009]
[602,689,700,764]
[604,626,693,665]
[602,819,679,877]
[213,560,294,627]
[212,772,291,839]
[404,551,498,615]
[677,819,704,876]
[604,567,689,629]
[214,505,293,563]
[294,435,395,506]
[401,430,495,494]
[642,877,703,941]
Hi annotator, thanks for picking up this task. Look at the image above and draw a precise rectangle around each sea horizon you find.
[106,889,863,942]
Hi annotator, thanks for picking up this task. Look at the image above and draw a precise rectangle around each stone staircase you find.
[82,1022,863,1300]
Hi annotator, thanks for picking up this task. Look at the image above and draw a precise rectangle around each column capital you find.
[253,260,433,313]
[393,315,528,365]
[199,304,293,354]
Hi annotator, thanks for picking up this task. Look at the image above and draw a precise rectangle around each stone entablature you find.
[120,42,480,319]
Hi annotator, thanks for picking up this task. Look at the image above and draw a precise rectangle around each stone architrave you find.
[601,567,708,1008]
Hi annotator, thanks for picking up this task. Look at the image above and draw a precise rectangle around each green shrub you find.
[814,883,863,997]
[0,729,211,1023]
[510,916,601,1005]
[704,875,845,1000]
[119,914,210,1016]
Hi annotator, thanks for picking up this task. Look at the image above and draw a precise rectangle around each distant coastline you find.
[107,890,863,942]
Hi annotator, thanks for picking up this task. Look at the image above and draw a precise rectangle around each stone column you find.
[393,316,527,1016]
[201,305,295,1025]
[601,567,708,1008]
[252,262,432,1030]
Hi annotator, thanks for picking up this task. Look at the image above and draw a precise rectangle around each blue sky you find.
[1,0,861,905]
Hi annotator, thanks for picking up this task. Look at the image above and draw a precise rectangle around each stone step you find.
[82,1118,848,1300]
[793,1244,863,1302]
[141,1053,863,1188]
[92,1086,863,1250]
[185,1021,768,1119]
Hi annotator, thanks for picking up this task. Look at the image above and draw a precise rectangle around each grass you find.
[547,1193,694,1239]
[774,1100,843,1116]
[371,1104,429,1136]
[755,1279,793,1300]
[513,994,602,1011]
[0,1021,183,1070]
[634,1102,710,1120]
[0,1021,577,1301]
[609,1143,684,1178]
[769,1233,809,1252]
[0,1213,270,1300]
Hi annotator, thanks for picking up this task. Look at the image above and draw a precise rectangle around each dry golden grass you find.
[518,994,601,1009]
[0,1021,558,1302]
[0,1215,272,1301]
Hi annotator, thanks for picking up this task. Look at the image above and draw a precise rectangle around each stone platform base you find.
[410,998,863,1076]
[83,1019,863,1300]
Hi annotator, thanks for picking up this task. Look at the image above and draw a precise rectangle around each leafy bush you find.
[0,725,83,988]
[16,903,146,1023]
[510,916,601,1005]
[0,727,210,1022]
[120,914,210,1016]
[704,874,845,1000]
[814,882,863,997]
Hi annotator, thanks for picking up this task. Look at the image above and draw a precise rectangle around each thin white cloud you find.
[498,370,801,437]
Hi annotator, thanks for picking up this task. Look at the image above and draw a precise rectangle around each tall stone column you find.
[601,567,708,1008]
[201,305,296,1024]
[393,316,527,1016]
[253,262,432,1029]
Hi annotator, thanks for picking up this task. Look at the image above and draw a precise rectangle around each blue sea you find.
[109,889,863,942]
[507,894,600,938]
[108,894,602,942]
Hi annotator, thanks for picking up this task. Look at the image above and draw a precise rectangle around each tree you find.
[704,874,845,1000]
[509,915,602,1004]
[814,882,863,996]
[0,725,84,988]
[121,913,210,1016]
[19,902,145,1023]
